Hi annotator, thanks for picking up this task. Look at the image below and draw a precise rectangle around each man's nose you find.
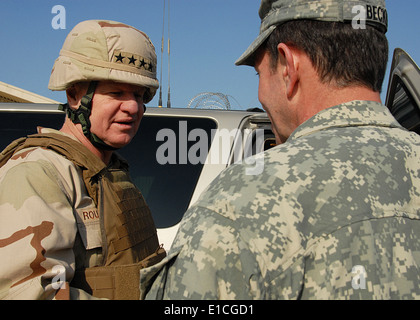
[121,93,144,114]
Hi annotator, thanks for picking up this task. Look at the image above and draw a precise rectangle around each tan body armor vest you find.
[0,132,166,299]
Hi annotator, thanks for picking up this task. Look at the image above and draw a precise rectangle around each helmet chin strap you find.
[58,81,118,151]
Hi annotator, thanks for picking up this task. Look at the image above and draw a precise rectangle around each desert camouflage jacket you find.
[141,100,420,300]
[0,128,107,300]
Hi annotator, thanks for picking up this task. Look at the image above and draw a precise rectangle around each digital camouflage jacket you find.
[141,101,420,300]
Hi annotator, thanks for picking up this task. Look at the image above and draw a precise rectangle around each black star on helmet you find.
[115,53,125,63]
[128,55,137,65]
[139,58,146,68]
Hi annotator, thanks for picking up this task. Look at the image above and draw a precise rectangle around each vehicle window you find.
[119,116,217,228]
[0,112,64,148]
[243,128,276,158]
[260,129,277,152]
[388,78,420,135]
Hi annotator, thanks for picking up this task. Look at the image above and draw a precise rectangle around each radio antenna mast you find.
[167,0,171,108]
[158,0,166,108]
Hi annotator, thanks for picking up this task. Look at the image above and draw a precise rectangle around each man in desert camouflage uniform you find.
[0,20,165,300]
[141,0,420,299]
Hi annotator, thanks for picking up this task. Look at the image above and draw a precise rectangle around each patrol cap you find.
[235,0,388,66]
[48,20,159,103]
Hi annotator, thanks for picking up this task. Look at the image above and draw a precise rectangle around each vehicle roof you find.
[0,103,269,129]
[0,102,267,116]
[0,103,62,113]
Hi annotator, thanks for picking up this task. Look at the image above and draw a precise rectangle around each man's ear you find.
[66,85,81,109]
[66,82,89,109]
[277,43,299,99]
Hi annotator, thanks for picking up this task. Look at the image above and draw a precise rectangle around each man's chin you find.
[109,137,134,149]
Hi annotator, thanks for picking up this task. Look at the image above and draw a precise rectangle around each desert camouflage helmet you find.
[49,19,159,103]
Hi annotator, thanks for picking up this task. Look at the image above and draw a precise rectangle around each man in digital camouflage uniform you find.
[0,20,165,300]
[141,0,420,299]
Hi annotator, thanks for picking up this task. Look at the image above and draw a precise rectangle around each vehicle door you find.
[385,48,420,134]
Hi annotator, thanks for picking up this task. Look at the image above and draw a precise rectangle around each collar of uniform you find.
[287,100,403,142]
[37,126,80,142]
[37,127,128,171]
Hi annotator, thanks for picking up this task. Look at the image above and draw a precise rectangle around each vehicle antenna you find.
[167,0,171,108]
[158,0,166,108]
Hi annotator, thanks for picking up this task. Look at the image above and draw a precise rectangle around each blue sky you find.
[0,0,419,110]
